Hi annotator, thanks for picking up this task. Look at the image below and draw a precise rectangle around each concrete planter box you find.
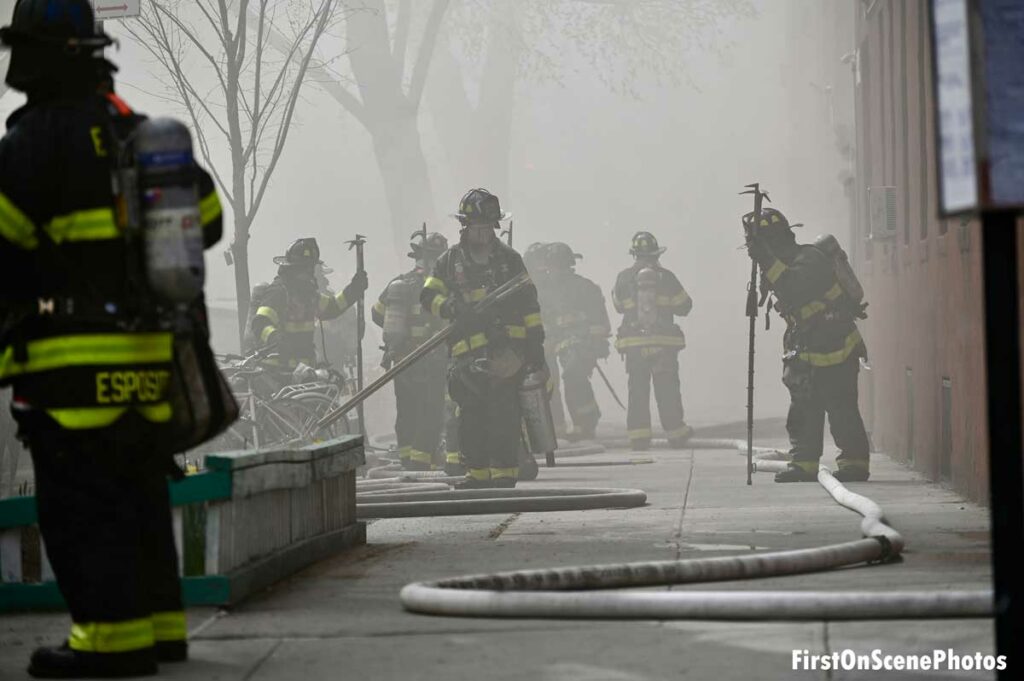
[0,435,365,611]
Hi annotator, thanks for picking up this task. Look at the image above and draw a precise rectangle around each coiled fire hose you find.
[400,456,993,620]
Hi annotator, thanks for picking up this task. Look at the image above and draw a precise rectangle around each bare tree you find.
[429,0,757,198]
[124,0,340,342]
[256,0,451,254]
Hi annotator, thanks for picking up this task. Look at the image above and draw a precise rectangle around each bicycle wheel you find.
[257,398,322,448]
[293,394,351,440]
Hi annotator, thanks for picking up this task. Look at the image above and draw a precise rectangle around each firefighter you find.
[612,232,694,451]
[372,231,449,471]
[523,241,567,436]
[0,1,230,675]
[421,189,545,488]
[250,238,368,374]
[544,242,611,440]
[744,207,871,482]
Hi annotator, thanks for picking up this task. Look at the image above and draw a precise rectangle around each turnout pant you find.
[394,348,447,467]
[21,413,185,655]
[443,394,462,466]
[783,356,870,473]
[625,348,689,445]
[545,345,567,434]
[559,347,600,435]
[449,362,522,481]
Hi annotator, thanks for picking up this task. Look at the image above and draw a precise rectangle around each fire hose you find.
[399,456,993,620]
[317,271,532,431]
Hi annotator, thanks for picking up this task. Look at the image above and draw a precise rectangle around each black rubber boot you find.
[774,464,819,483]
[832,467,870,483]
[444,461,466,477]
[28,643,157,679]
[155,641,188,663]
[490,478,517,489]
[453,477,492,490]
[401,460,432,472]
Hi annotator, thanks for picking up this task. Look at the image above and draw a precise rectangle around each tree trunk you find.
[367,113,437,257]
[427,0,520,200]
[231,214,252,346]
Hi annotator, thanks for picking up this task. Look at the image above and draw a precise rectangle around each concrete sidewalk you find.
[1,439,995,680]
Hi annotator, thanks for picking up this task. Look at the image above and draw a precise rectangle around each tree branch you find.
[392,0,411,69]
[406,0,450,111]
[251,0,334,218]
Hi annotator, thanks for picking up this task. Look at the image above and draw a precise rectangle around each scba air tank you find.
[136,117,205,303]
[636,267,659,328]
[383,278,412,345]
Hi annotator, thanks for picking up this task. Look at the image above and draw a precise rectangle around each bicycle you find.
[209,347,354,451]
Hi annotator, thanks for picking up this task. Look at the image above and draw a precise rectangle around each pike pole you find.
[316,271,532,432]
[346,234,367,437]
[595,362,626,410]
[740,183,769,486]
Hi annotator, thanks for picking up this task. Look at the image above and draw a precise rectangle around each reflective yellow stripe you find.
[47,407,126,429]
[199,191,222,226]
[408,448,433,463]
[318,294,333,313]
[628,428,652,440]
[411,326,429,338]
[467,467,490,481]
[799,300,827,320]
[45,208,119,243]
[614,335,686,350]
[69,618,154,653]
[621,298,636,310]
[670,291,691,306]
[397,445,413,459]
[666,424,693,439]
[836,458,869,471]
[45,402,174,430]
[798,284,844,321]
[446,452,461,464]
[430,294,448,317]
[260,325,277,343]
[0,191,38,249]
[256,306,280,326]
[506,325,526,339]
[373,301,386,315]
[765,259,787,283]
[463,287,487,303]
[424,276,449,295]
[490,467,518,480]
[798,330,863,367]
[0,333,173,380]
[137,402,173,423]
[792,460,819,473]
[151,611,187,643]
[334,291,349,309]
[524,313,543,329]
[452,333,488,356]
[590,326,609,336]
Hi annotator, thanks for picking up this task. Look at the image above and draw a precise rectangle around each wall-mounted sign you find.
[91,1,140,21]
[930,0,1024,215]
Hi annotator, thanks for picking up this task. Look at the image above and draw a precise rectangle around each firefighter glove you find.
[745,233,772,265]
[344,270,369,302]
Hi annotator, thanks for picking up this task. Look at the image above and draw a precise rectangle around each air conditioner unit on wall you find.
[868,186,898,240]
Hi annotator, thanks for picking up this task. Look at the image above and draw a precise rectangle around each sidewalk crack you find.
[243,638,283,681]
[669,451,696,571]
[488,512,521,540]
